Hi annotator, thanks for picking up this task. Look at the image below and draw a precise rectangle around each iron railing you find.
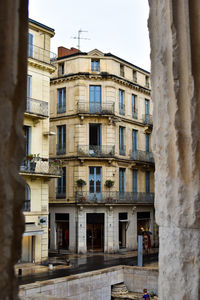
[56,144,66,155]
[77,145,115,157]
[20,157,62,176]
[76,191,154,204]
[143,114,153,126]
[77,102,115,115]
[119,104,125,115]
[119,145,126,156]
[24,200,30,212]
[28,43,57,65]
[130,150,154,163]
[25,97,48,117]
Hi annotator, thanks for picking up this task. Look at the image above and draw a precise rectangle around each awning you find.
[23,224,43,236]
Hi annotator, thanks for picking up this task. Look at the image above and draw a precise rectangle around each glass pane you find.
[90,180,94,193]
[96,180,101,193]
[89,167,94,174]
[96,167,101,175]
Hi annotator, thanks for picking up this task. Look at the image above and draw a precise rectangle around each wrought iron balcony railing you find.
[77,145,115,157]
[76,191,154,204]
[56,144,66,155]
[119,105,125,115]
[25,97,48,117]
[77,102,115,115]
[20,157,62,176]
[24,200,30,212]
[143,114,153,126]
[28,43,57,65]
[130,150,154,163]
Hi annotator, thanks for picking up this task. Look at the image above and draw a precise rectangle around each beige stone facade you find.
[49,48,155,253]
[19,19,60,263]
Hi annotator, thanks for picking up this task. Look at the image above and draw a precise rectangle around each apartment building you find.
[19,19,61,263]
[49,47,155,253]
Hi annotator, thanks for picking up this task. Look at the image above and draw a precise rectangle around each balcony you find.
[76,191,154,204]
[56,144,66,155]
[77,145,115,158]
[28,43,57,65]
[77,102,115,115]
[143,114,153,126]
[119,104,125,116]
[20,157,62,177]
[130,150,154,163]
[25,97,48,118]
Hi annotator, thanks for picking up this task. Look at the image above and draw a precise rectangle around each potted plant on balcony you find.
[105,179,114,203]
[25,154,39,172]
[76,179,87,203]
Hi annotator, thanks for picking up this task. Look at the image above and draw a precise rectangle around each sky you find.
[29,0,150,71]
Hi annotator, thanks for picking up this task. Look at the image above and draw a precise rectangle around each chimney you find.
[58,46,80,58]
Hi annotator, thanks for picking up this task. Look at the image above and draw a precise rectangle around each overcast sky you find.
[29,0,150,71]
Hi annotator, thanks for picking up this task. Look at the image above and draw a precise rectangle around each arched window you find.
[24,184,31,212]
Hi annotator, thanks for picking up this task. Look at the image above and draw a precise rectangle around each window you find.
[58,63,65,75]
[133,70,137,82]
[146,133,150,152]
[24,184,31,212]
[145,75,150,88]
[146,171,150,193]
[132,94,137,119]
[26,75,32,112]
[57,88,66,114]
[119,168,126,194]
[119,89,125,115]
[91,59,100,71]
[57,125,66,155]
[133,170,138,193]
[89,85,101,113]
[56,167,66,198]
[24,126,31,156]
[120,64,124,77]
[119,126,125,155]
[132,129,137,159]
[28,33,33,57]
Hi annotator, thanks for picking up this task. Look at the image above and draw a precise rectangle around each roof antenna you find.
[71,29,90,50]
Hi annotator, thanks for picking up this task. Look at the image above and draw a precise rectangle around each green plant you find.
[76,179,86,188]
[52,159,64,167]
[26,153,40,161]
[105,179,114,189]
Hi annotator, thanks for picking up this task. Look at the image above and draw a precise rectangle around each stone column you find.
[0,0,28,299]
[148,1,200,299]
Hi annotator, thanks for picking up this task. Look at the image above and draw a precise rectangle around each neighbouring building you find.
[19,19,62,263]
[49,47,156,253]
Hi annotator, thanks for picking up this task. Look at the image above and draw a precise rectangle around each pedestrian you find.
[143,289,150,299]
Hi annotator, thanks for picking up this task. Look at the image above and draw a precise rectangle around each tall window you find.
[145,75,150,88]
[57,88,66,114]
[146,133,150,152]
[28,33,33,57]
[119,168,126,195]
[24,184,31,212]
[58,63,65,75]
[119,126,125,155]
[120,64,124,77]
[24,126,31,156]
[132,129,137,159]
[57,167,66,198]
[91,59,100,71]
[133,170,138,193]
[26,75,32,113]
[119,89,125,115]
[146,171,150,193]
[132,94,137,119]
[89,85,101,113]
[57,125,66,155]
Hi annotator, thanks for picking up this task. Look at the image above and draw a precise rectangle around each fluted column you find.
[0,1,28,299]
[148,1,200,299]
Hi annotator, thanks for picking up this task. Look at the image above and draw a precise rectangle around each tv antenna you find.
[71,29,90,50]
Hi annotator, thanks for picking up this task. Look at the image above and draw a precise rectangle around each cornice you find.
[50,72,151,96]
[28,58,56,73]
